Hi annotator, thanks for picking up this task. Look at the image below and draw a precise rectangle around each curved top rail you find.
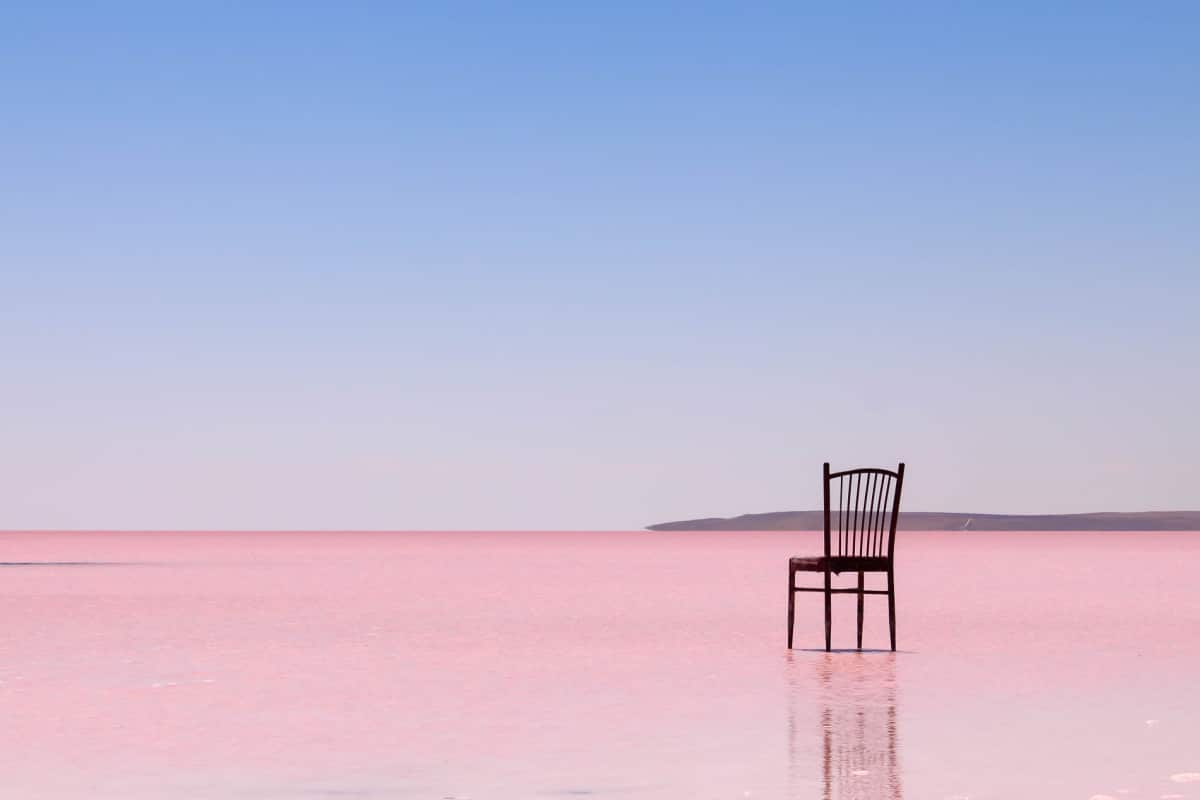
[827,467,902,479]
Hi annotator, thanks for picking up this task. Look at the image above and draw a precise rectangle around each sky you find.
[2,2,1198,529]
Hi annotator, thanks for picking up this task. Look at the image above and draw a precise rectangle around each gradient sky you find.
[3,3,1198,529]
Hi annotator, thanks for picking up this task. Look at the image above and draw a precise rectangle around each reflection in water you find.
[789,654,901,800]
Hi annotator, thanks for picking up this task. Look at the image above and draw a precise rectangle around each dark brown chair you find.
[788,462,905,651]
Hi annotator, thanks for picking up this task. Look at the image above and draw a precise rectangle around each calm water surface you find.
[0,531,1197,799]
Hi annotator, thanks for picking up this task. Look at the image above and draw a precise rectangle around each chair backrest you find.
[823,462,905,560]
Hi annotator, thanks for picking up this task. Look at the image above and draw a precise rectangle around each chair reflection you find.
[789,654,902,800]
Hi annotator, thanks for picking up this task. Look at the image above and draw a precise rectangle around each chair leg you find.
[856,571,865,650]
[787,566,795,649]
[887,569,897,652]
[823,570,832,652]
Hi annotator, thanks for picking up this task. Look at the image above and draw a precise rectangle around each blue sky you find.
[2,3,1197,529]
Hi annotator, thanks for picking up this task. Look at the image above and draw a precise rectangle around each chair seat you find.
[790,555,890,574]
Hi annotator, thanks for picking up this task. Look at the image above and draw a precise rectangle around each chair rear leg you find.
[824,570,832,652]
[856,571,865,649]
[887,569,897,652]
[787,566,795,649]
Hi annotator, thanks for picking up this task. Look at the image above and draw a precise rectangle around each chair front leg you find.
[824,568,832,652]
[856,570,865,649]
[787,565,796,649]
[887,568,897,652]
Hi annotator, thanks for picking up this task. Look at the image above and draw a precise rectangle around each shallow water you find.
[0,530,1197,799]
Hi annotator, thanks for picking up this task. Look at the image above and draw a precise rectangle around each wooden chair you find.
[788,462,905,651]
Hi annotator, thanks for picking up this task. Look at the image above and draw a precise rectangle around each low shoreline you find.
[647,510,1200,531]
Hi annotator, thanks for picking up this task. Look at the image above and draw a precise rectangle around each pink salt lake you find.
[0,530,1197,799]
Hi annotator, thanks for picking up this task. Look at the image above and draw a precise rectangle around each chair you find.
[787,462,905,651]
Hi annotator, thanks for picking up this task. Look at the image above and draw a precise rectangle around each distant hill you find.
[646,510,1200,531]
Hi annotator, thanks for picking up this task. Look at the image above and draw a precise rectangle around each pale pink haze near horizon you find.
[1,530,1198,799]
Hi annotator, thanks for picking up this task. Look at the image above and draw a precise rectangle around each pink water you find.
[1,531,1198,799]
